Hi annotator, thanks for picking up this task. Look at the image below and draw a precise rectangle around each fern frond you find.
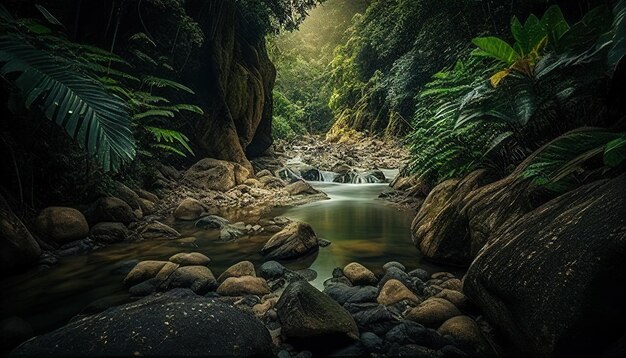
[143,75,195,94]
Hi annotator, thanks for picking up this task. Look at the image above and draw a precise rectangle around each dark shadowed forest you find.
[0,0,624,357]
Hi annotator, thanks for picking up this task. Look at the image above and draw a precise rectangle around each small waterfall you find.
[320,171,336,182]
[354,173,384,184]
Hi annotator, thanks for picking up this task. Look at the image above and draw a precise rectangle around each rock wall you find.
[464,174,626,357]
[190,0,276,170]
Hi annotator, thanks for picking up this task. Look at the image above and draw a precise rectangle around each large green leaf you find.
[559,5,613,51]
[609,0,626,67]
[0,36,136,172]
[604,137,626,167]
[472,37,519,65]
[541,5,570,52]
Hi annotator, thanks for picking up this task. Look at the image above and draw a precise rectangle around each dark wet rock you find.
[318,238,331,247]
[464,174,626,357]
[383,261,406,272]
[295,268,317,281]
[217,276,270,296]
[90,222,130,244]
[379,267,416,294]
[408,268,430,282]
[80,295,133,316]
[195,215,230,229]
[86,197,136,225]
[0,194,41,271]
[360,332,384,353]
[276,281,359,345]
[139,221,180,240]
[439,345,470,358]
[440,278,462,291]
[332,267,343,278]
[217,261,256,282]
[385,320,449,350]
[261,221,319,260]
[406,298,461,328]
[129,278,160,297]
[377,279,421,306]
[258,260,286,280]
[324,284,377,306]
[343,302,399,336]
[285,180,320,196]
[12,289,273,356]
[343,262,378,286]
[328,342,364,357]
[219,226,245,241]
[35,207,89,243]
[389,344,439,357]
[56,238,101,256]
[169,252,210,266]
[324,276,352,287]
[173,198,205,220]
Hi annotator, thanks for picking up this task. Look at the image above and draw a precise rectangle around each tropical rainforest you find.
[0,0,624,357]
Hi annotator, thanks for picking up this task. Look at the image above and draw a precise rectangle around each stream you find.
[0,169,446,338]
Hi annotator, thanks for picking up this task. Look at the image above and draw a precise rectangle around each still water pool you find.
[1,175,445,337]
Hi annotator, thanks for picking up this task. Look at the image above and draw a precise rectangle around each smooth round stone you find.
[169,252,211,266]
[383,261,406,272]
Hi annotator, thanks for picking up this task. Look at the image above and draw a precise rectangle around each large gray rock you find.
[86,197,136,225]
[183,158,250,192]
[410,170,491,266]
[284,180,320,196]
[261,221,319,260]
[464,174,626,358]
[0,194,41,270]
[276,281,359,344]
[173,198,205,220]
[89,222,130,244]
[12,290,273,356]
[34,207,89,244]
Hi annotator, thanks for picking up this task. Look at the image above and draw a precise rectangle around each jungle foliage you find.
[405,0,625,187]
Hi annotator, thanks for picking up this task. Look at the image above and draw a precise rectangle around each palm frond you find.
[0,35,136,172]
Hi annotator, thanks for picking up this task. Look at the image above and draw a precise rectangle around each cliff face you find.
[190,1,276,170]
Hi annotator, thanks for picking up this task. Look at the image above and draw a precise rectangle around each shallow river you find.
[0,172,446,337]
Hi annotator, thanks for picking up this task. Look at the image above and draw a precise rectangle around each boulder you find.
[261,221,319,260]
[195,215,230,229]
[258,260,286,280]
[343,262,377,286]
[0,194,41,270]
[285,180,320,196]
[112,182,142,211]
[276,281,359,344]
[219,226,245,241]
[138,198,156,215]
[140,221,180,240]
[137,189,159,204]
[183,158,250,192]
[377,279,421,306]
[324,283,378,306]
[464,174,626,357]
[259,175,285,189]
[123,261,179,286]
[216,276,270,296]
[173,198,204,220]
[12,290,273,356]
[256,169,272,178]
[435,289,469,310]
[406,298,461,328]
[164,266,217,294]
[168,252,210,266]
[218,261,256,282]
[89,222,130,244]
[86,197,136,225]
[34,207,89,243]
[437,316,486,353]
[244,178,263,188]
[383,261,406,272]
[411,170,492,266]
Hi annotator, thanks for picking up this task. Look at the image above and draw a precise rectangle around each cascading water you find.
[320,171,336,182]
